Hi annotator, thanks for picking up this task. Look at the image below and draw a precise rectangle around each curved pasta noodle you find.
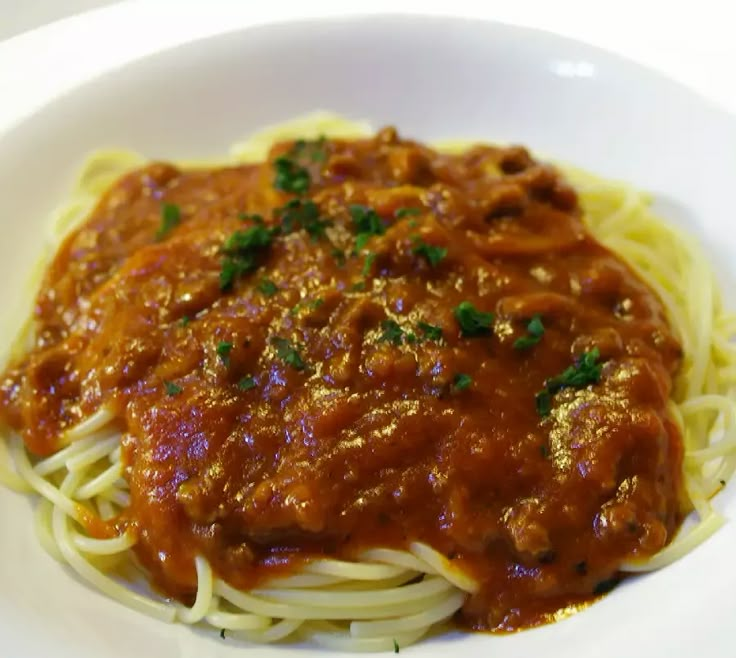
[0,113,734,650]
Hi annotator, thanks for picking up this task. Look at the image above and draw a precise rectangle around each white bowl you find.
[1,13,735,658]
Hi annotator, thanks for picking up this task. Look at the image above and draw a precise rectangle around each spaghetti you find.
[0,114,734,651]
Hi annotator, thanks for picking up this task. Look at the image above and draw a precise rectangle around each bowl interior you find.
[0,14,735,658]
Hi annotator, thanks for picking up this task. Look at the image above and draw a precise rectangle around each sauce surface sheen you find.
[0,129,684,630]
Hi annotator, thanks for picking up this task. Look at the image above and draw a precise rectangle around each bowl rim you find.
[0,6,733,141]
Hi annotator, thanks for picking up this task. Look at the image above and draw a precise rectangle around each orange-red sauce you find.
[0,129,684,630]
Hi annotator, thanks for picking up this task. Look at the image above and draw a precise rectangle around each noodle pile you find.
[0,114,733,651]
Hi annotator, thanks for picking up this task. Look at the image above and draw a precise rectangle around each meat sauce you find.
[0,128,684,631]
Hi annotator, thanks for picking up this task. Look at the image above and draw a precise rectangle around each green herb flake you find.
[220,224,277,291]
[513,314,545,350]
[362,252,377,277]
[257,278,279,297]
[412,238,447,267]
[164,380,182,397]
[350,205,385,251]
[291,298,324,316]
[395,207,421,219]
[535,348,603,417]
[304,215,331,240]
[179,315,190,327]
[275,199,331,240]
[312,135,328,160]
[219,628,226,640]
[155,203,181,241]
[349,281,366,292]
[271,336,307,371]
[273,156,310,195]
[223,224,275,252]
[238,376,257,391]
[379,320,404,346]
[291,135,328,163]
[513,336,538,351]
[238,212,264,224]
[216,341,234,367]
[452,373,473,391]
[355,234,370,253]
[393,638,400,653]
[535,390,552,417]
[219,256,249,291]
[417,321,443,342]
[527,314,544,336]
[453,301,494,337]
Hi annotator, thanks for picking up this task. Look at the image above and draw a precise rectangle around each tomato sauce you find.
[0,128,684,630]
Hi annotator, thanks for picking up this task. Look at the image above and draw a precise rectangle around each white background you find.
[1,0,735,116]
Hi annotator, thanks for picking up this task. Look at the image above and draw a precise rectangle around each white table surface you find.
[0,0,734,134]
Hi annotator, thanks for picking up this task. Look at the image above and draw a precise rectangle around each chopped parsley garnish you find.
[271,138,327,196]
[453,301,494,337]
[220,258,247,291]
[219,628,226,640]
[417,321,443,342]
[155,203,181,241]
[349,281,366,292]
[452,373,473,391]
[273,156,310,195]
[271,336,307,371]
[395,207,421,219]
[164,380,182,396]
[238,376,257,391]
[216,341,233,367]
[412,238,447,267]
[536,394,552,417]
[379,320,404,346]
[362,252,376,277]
[179,315,190,327]
[535,348,603,417]
[220,224,277,291]
[527,314,545,337]
[513,314,545,350]
[350,204,386,251]
[223,224,274,252]
[291,298,324,316]
[378,319,443,346]
[238,212,264,224]
[275,198,331,240]
[291,136,327,163]
[393,638,400,653]
[257,278,278,297]
[331,248,346,267]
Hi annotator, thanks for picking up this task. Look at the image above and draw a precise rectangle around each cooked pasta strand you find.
[0,115,733,653]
